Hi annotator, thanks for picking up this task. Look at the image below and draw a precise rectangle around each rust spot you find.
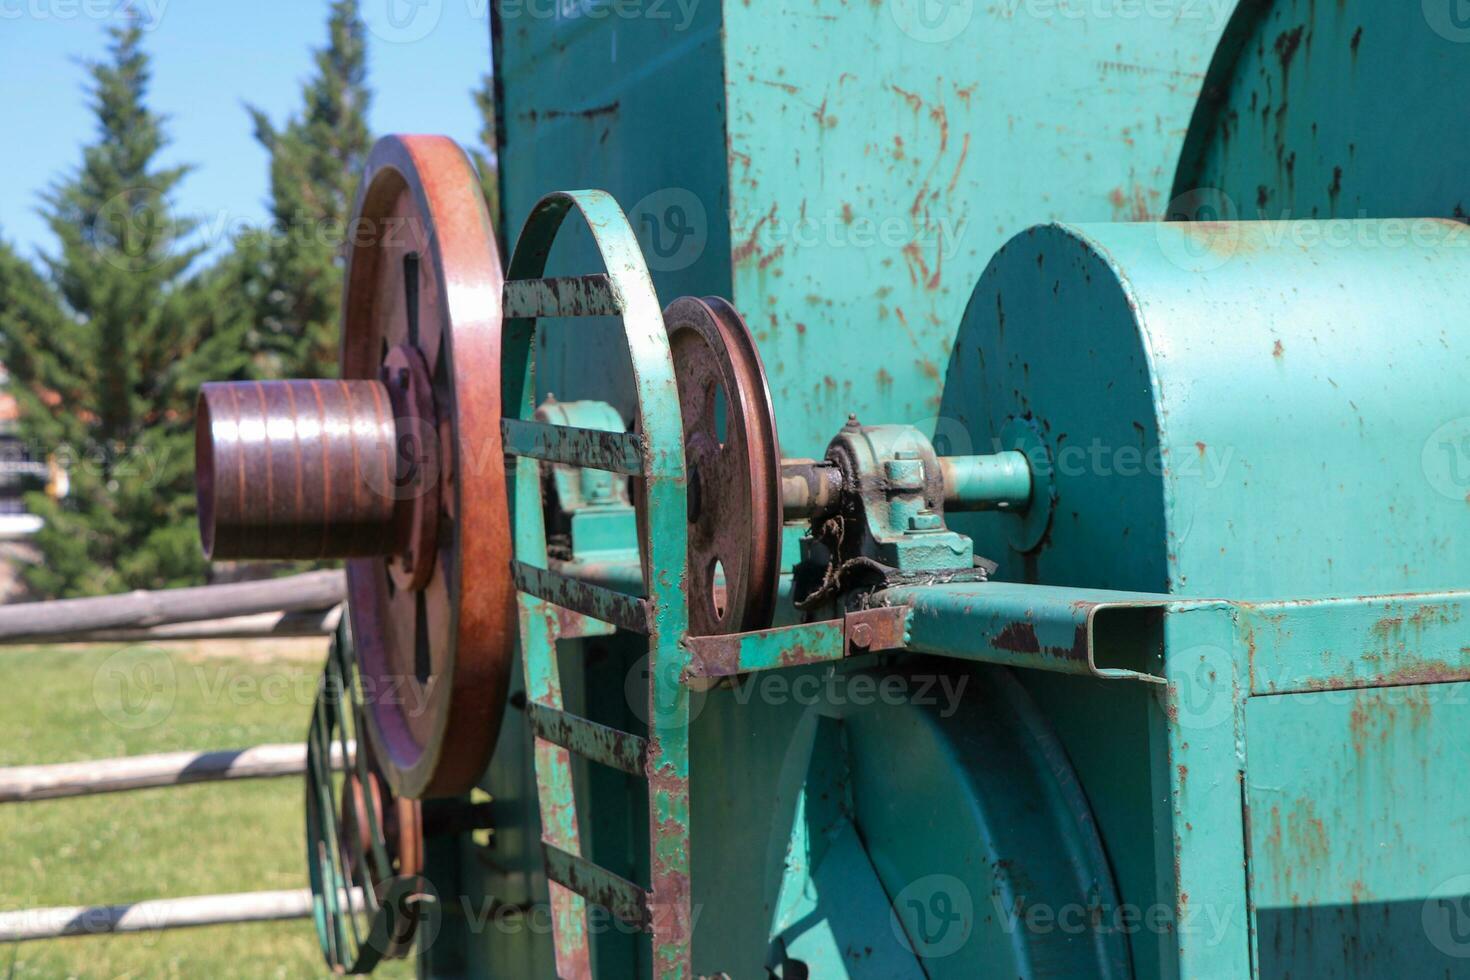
[1350,26,1363,55]
[891,84,923,113]
[1195,441,1207,457]
[994,622,1041,654]
[520,100,620,123]
[1272,339,1284,359]
[1274,25,1305,87]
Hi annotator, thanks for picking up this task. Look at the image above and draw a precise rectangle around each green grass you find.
[0,641,413,978]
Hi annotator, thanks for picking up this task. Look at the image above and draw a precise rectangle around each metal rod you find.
[0,742,351,804]
[0,570,345,644]
[779,459,843,522]
[0,888,360,942]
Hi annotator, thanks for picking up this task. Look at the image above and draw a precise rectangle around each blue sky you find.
[0,0,492,262]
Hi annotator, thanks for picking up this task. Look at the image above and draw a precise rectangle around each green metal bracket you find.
[502,190,693,978]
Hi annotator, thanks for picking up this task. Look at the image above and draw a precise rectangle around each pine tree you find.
[248,0,372,379]
[0,23,247,597]
[469,71,504,251]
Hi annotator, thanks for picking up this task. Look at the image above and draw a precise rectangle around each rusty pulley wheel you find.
[665,296,782,635]
[196,135,514,799]
[340,135,514,798]
[340,765,424,890]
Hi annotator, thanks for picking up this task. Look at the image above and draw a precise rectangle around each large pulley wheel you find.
[665,296,781,635]
[341,135,514,798]
[196,136,511,797]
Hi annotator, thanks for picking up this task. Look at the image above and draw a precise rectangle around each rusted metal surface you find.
[195,379,398,560]
[197,136,515,802]
[666,296,781,637]
[337,135,515,800]
[1238,591,1470,695]
[501,273,624,318]
[526,701,648,777]
[502,190,691,977]
[500,417,644,475]
[875,581,1168,683]
[340,766,423,891]
[682,606,908,681]
[779,458,842,522]
[510,560,650,634]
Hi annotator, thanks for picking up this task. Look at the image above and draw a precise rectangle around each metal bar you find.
[0,888,351,942]
[874,581,1169,683]
[0,742,351,804]
[501,418,644,475]
[684,620,847,681]
[527,702,647,776]
[503,274,624,318]
[682,608,910,682]
[0,570,345,643]
[511,561,649,634]
[541,843,651,932]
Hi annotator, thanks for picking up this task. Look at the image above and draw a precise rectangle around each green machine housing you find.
[407,3,1470,977]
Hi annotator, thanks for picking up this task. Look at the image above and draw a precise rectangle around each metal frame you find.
[502,190,692,978]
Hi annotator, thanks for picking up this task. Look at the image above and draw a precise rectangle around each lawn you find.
[0,639,413,978]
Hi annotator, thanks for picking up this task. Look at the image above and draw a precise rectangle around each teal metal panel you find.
[940,220,1470,978]
[1175,1,1470,223]
[1241,592,1470,694]
[495,3,1234,458]
[1244,682,1470,977]
[718,3,1232,458]
[944,219,1470,600]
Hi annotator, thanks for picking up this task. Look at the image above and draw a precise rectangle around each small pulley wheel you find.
[340,765,424,890]
[665,296,782,634]
[341,135,514,798]
[307,622,436,972]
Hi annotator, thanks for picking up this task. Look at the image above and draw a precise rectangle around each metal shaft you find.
[196,380,405,560]
[939,451,1033,512]
[780,451,1032,521]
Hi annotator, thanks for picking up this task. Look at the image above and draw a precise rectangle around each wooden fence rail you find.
[0,888,362,942]
[0,741,352,804]
[0,573,354,950]
[0,570,346,645]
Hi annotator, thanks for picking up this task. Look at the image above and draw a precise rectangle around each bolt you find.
[850,622,874,649]
[846,412,860,428]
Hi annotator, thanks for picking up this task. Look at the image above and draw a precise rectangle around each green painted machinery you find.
[192,2,1470,977]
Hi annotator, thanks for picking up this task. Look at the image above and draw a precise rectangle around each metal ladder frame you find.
[501,190,693,979]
